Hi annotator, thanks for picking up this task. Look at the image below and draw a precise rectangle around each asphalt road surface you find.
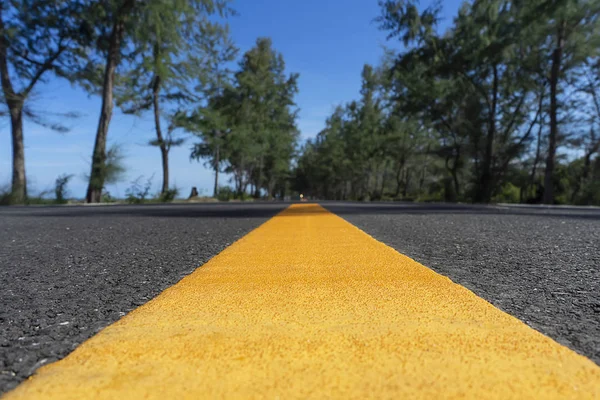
[1,202,599,395]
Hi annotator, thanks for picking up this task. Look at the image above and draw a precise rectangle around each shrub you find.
[493,183,520,204]
[55,174,74,204]
[126,175,154,204]
[0,184,10,206]
[239,192,255,201]
[216,186,235,201]
[101,191,116,203]
[159,187,179,202]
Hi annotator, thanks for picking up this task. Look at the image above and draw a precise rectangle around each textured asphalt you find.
[325,202,600,366]
[0,203,287,394]
[1,201,599,395]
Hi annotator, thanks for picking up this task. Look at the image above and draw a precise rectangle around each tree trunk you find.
[213,143,220,197]
[254,153,264,198]
[394,166,403,197]
[380,161,388,196]
[234,172,242,196]
[451,169,460,199]
[444,152,460,201]
[394,158,406,198]
[0,8,25,203]
[267,180,275,199]
[9,103,26,203]
[543,25,565,205]
[402,168,411,198]
[235,158,245,197]
[571,131,600,203]
[367,163,374,198]
[151,75,170,194]
[477,64,498,203]
[160,147,169,194]
[419,164,426,194]
[452,146,461,197]
[86,5,131,203]
[530,98,544,186]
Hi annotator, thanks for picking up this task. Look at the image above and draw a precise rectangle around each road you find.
[1,202,599,397]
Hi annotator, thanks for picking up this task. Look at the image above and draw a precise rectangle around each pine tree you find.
[116,0,235,195]
[188,37,299,199]
[0,1,85,204]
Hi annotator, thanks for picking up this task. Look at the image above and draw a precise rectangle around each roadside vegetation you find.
[296,0,600,205]
[1,0,599,205]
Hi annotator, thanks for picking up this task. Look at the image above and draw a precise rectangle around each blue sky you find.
[0,0,463,198]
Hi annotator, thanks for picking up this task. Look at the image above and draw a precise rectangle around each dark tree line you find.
[1,1,300,204]
[2,0,599,205]
[295,0,600,205]
[188,37,299,199]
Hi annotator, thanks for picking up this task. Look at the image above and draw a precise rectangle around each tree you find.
[451,0,542,202]
[569,58,600,202]
[116,0,235,195]
[76,0,138,203]
[292,0,600,205]
[188,37,299,199]
[294,107,348,199]
[533,0,600,204]
[79,0,233,203]
[0,1,84,204]
[188,90,235,197]
[232,38,299,198]
[376,0,558,202]
[54,173,74,204]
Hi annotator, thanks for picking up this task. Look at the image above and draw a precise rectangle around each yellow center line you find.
[4,204,600,399]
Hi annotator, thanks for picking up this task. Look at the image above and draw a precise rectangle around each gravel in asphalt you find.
[0,203,286,394]
[1,202,599,396]
[6,204,599,399]
[326,202,600,365]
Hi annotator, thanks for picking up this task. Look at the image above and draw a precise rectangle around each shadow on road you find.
[1,201,599,220]
[323,203,600,221]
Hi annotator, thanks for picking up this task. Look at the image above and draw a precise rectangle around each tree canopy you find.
[1,0,599,205]
[296,0,600,205]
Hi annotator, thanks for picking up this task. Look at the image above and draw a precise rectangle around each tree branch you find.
[0,5,16,102]
[23,42,66,96]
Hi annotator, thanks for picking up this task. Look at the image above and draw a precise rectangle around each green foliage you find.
[101,191,117,204]
[579,177,600,205]
[295,0,600,205]
[186,37,299,199]
[115,1,236,112]
[3,0,600,206]
[104,144,127,185]
[125,175,154,204]
[0,1,88,204]
[0,184,11,206]
[294,61,434,201]
[493,183,521,204]
[54,174,74,204]
[215,186,255,201]
[216,186,236,201]
[84,143,127,191]
[0,1,87,97]
[159,187,180,202]
[111,0,236,195]
[24,197,56,205]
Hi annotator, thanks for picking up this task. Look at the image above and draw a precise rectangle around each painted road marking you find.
[4,204,600,399]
